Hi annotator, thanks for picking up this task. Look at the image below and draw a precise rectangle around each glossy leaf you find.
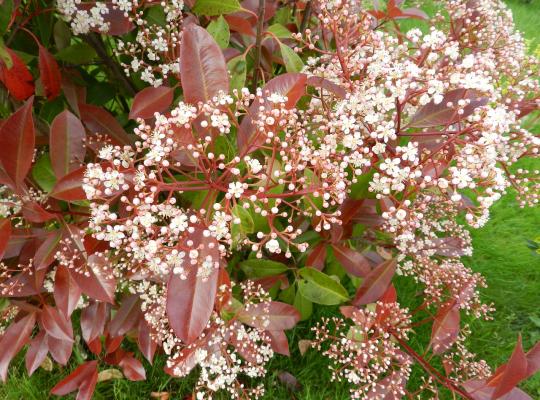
[0,97,35,189]
[305,242,326,270]
[54,265,82,318]
[238,301,300,330]
[71,255,116,303]
[49,165,88,201]
[408,89,488,128]
[297,267,349,305]
[0,48,34,100]
[239,258,288,278]
[38,45,61,100]
[34,230,63,270]
[25,331,49,376]
[166,229,220,344]
[352,259,396,305]
[180,24,229,104]
[108,294,141,337]
[31,153,56,192]
[227,55,247,93]
[279,42,304,73]
[50,360,98,398]
[138,318,158,364]
[207,16,230,49]
[491,336,528,399]
[119,356,146,381]
[237,73,307,154]
[0,218,11,260]
[81,301,109,345]
[41,304,74,342]
[192,0,241,16]
[0,312,36,382]
[50,110,86,179]
[331,244,371,277]
[129,86,174,120]
[79,103,133,146]
[430,302,460,355]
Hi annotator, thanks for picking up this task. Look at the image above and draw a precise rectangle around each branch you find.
[250,0,266,93]
[299,1,312,33]
[84,33,137,96]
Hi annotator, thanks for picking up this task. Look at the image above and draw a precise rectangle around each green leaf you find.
[56,42,97,65]
[32,154,57,193]
[227,55,247,93]
[267,23,292,40]
[207,16,230,49]
[146,6,166,26]
[279,43,304,73]
[293,289,313,320]
[231,203,255,235]
[192,0,241,16]
[349,169,376,199]
[0,0,13,35]
[298,268,349,305]
[54,20,72,51]
[240,259,288,278]
[0,39,12,69]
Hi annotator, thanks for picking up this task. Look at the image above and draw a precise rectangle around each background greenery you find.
[1,1,538,399]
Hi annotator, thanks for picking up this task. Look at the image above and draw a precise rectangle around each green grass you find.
[1,1,539,399]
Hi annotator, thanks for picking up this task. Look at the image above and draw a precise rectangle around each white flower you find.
[228,182,244,198]
[265,239,280,253]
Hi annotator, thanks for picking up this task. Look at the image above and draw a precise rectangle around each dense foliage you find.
[0,0,539,398]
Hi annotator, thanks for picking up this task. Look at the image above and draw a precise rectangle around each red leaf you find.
[0,49,34,101]
[76,3,134,35]
[34,230,63,270]
[119,356,146,381]
[81,301,109,345]
[71,255,116,303]
[306,76,347,99]
[0,219,11,260]
[238,301,300,331]
[38,45,61,100]
[491,336,528,399]
[49,165,87,201]
[54,265,83,318]
[237,73,307,154]
[332,244,371,277]
[526,341,540,378]
[108,294,141,337]
[138,318,158,365]
[51,360,98,397]
[0,98,35,189]
[50,110,86,179]
[166,230,220,344]
[267,330,290,356]
[0,313,36,382]
[21,201,55,223]
[430,302,460,354]
[48,335,73,365]
[180,24,229,104]
[25,331,49,376]
[79,103,133,146]
[40,305,74,342]
[464,379,532,400]
[305,242,326,270]
[129,86,174,119]
[352,259,396,305]
[408,89,488,128]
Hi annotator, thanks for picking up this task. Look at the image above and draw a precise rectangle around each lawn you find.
[1,1,539,399]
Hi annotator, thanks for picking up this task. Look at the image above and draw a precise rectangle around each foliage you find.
[0,0,539,399]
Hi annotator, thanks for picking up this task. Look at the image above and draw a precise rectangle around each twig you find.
[299,1,312,33]
[84,33,137,96]
[250,0,266,93]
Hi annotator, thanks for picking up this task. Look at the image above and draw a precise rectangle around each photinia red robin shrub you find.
[0,0,539,398]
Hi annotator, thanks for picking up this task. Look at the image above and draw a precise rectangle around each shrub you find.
[0,0,539,399]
